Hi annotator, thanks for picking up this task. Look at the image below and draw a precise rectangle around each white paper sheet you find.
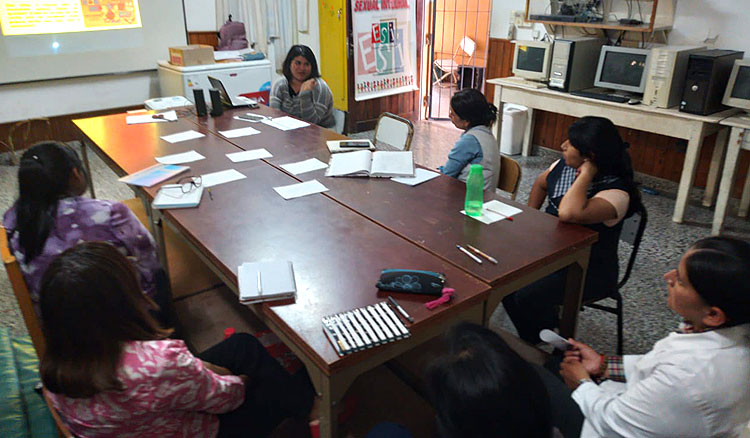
[273,179,329,200]
[219,126,261,138]
[280,158,328,175]
[261,116,310,131]
[159,131,206,144]
[391,168,440,186]
[126,110,177,125]
[226,148,272,163]
[200,169,247,188]
[155,150,205,164]
[460,200,523,224]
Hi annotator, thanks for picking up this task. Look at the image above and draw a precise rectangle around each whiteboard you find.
[0,1,187,85]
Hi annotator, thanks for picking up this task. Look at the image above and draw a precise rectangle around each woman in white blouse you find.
[551,236,750,437]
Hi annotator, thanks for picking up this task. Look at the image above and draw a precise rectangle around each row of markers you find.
[322,301,410,356]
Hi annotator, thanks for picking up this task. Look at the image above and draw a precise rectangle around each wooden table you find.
[712,114,750,235]
[487,77,737,224]
[74,108,596,438]
[194,105,598,338]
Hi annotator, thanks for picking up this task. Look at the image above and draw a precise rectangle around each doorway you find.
[423,0,492,120]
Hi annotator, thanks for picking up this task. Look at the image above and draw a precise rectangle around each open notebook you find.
[325,150,414,178]
[238,261,296,304]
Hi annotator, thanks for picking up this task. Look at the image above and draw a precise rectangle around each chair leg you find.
[616,297,624,356]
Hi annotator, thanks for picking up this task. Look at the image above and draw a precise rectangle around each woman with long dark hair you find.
[438,88,500,190]
[41,242,314,437]
[2,141,165,319]
[503,116,642,343]
[550,236,750,437]
[270,44,335,128]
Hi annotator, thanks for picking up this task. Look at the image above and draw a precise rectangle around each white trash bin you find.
[500,104,528,155]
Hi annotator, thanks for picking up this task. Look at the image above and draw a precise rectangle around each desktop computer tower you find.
[643,45,705,108]
[548,37,605,92]
[680,49,744,115]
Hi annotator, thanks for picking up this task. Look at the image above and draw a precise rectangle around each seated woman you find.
[426,322,556,438]
[549,236,750,437]
[270,45,335,128]
[41,242,314,438]
[438,88,500,191]
[2,141,169,321]
[502,116,640,344]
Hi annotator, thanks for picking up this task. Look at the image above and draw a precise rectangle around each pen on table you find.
[387,296,414,323]
[207,188,213,200]
[256,271,262,295]
[456,244,482,264]
[466,244,498,264]
[486,207,514,221]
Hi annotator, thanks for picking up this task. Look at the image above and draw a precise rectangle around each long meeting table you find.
[74,107,597,438]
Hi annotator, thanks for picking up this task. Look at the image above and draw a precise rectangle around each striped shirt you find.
[270,77,335,128]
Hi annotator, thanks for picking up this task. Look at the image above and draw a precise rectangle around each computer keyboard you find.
[570,90,630,103]
[500,76,547,89]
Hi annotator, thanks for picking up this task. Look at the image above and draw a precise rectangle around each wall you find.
[0,0,322,125]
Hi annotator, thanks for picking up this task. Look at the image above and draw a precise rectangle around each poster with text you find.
[0,0,142,36]
[352,0,417,101]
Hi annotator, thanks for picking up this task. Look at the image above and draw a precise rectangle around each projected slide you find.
[0,0,141,36]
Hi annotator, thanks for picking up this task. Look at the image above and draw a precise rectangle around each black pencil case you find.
[376,269,446,296]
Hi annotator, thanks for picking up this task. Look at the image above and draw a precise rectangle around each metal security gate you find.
[426,0,492,120]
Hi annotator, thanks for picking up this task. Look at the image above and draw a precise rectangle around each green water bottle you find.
[465,164,484,217]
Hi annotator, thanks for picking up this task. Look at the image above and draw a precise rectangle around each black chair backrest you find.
[617,204,648,289]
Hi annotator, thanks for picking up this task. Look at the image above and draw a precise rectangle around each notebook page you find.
[370,151,414,177]
[325,150,373,176]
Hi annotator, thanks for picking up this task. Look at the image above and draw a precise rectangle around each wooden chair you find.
[497,155,522,200]
[583,203,648,355]
[1,226,73,437]
[373,112,414,151]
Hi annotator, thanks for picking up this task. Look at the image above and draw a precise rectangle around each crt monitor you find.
[722,58,750,113]
[512,40,553,81]
[594,46,651,94]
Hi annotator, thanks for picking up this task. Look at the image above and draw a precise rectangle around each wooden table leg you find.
[559,247,590,339]
[711,128,743,235]
[673,123,707,223]
[703,127,729,207]
[148,207,171,279]
[739,164,750,218]
[522,108,535,157]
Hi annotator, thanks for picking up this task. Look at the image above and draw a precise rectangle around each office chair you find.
[497,155,522,200]
[374,112,414,151]
[433,36,476,88]
[583,203,648,355]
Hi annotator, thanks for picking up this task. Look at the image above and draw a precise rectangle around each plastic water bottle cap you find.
[224,327,235,339]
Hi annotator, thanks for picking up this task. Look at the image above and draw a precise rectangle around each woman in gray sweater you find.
[270,45,335,128]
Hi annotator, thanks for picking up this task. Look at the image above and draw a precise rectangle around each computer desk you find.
[74,109,596,438]
[487,77,738,224]
[712,114,750,235]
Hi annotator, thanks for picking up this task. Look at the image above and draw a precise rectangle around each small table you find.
[487,77,737,224]
[712,114,750,235]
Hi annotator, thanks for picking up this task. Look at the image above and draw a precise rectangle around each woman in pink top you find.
[41,242,314,438]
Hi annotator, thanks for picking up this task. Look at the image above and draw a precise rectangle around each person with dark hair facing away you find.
[438,88,500,191]
[2,141,171,323]
[270,44,335,128]
[503,116,642,344]
[426,322,556,438]
[545,236,750,438]
[41,242,314,438]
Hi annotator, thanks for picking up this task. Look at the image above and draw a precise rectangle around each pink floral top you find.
[46,340,245,438]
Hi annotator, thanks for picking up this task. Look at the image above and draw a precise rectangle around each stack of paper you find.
[118,164,189,187]
[261,116,310,131]
[238,261,297,304]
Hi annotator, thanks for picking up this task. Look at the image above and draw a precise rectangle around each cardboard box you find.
[169,45,214,66]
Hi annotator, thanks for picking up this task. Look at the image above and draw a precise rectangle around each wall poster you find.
[351,0,417,101]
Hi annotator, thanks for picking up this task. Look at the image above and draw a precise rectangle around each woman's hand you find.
[300,78,316,92]
[578,159,598,178]
[560,358,592,390]
[564,339,602,376]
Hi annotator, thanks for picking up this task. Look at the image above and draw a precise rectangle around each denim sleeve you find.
[438,134,483,178]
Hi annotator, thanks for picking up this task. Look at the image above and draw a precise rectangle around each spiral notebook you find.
[238,261,296,304]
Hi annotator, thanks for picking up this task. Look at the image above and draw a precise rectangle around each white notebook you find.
[238,261,297,304]
[151,184,204,209]
[325,150,414,178]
